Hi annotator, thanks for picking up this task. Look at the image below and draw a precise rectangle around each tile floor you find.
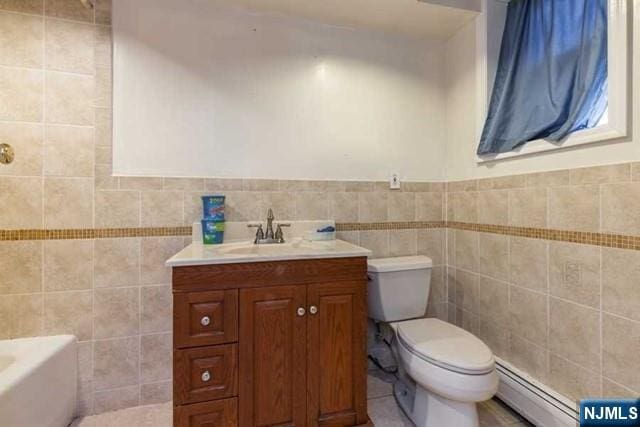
[71,369,534,427]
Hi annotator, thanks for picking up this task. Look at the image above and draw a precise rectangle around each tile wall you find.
[446,163,640,401]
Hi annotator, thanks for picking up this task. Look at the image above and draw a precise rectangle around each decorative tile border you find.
[2,221,640,250]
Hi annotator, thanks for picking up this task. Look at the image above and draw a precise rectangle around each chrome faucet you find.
[248,208,290,244]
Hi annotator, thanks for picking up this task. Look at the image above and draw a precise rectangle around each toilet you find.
[367,256,499,427]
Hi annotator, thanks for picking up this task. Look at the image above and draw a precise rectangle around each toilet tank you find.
[367,256,432,322]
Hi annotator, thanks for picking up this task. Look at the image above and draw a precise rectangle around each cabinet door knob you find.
[200,316,211,326]
[201,370,211,382]
[297,307,306,317]
[309,305,318,315]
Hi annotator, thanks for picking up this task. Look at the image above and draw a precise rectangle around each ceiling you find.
[212,0,479,41]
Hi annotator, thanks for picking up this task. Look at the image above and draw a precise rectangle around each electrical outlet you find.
[563,262,582,286]
[390,173,401,190]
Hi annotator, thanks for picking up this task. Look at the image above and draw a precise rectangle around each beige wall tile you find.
[415,192,443,221]
[602,248,640,322]
[93,336,140,391]
[94,163,118,190]
[140,333,171,383]
[94,287,139,339]
[141,285,171,334]
[603,379,639,398]
[0,67,43,121]
[548,185,599,232]
[95,145,110,164]
[44,177,93,228]
[95,190,140,228]
[77,340,92,381]
[429,266,446,303]
[45,18,94,73]
[508,335,548,383]
[94,0,110,24]
[294,192,328,220]
[601,183,640,235]
[478,320,508,359]
[94,66,111,107]
[477,190,508,225]
[454,269,479,314]
[447,180,478,192]
[336,231,358,246]
[44,290,92,340]
[603,314,640,392]
[509,237,547,292]
[0,241,42,295]
[141,237,183,285]
[456,307,479,335]
[94,238,140,288]
[388,230,417,257]
[549,297,600,372]
[548,355,600,401]
[454,230,478,271]
[279,179,327,192]
[183,192,208,226]
[0,11,43,67]
[417,229,444,266]
[0,176,43,229]
[95,107,112,147]
[262,191,296,221]
[140,381,171,405]
[44,124,94,177]
[448,191,477,222]
[225,191,262,221]
[0,122,43,177]
[0,0,43,14]
[549,242,600,308]
[358,193,387,222]
[359,231,388,259]
[509,286,547,347]
[328,192,359,222]
[446,229,455,266]
[478,276,508,324]
[446,267,455,304]
[140,191,183,227]
[0,294,42,339]
[241,179,279,191]
[45,0,93,22]
[508,187,547,228]
[44,239,92,291]
[204,178,243,191]
[478,233,509,282]
[388,193,415,221]
[570,163,630,185]
[344,181,374,192]
[525,170,571,187]
[94,24,111,68]
[119,177,162,191]
[162,178,204,191]
[45,71,94,125]
[93,386,139,415]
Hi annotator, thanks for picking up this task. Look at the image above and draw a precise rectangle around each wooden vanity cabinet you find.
[172,257,372,427]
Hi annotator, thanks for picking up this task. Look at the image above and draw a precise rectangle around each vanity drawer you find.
[175,397,237,427]
[174,344,238,405]
[175,290,238,348]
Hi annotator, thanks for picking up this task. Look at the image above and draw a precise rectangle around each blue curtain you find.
[477,0,608,156]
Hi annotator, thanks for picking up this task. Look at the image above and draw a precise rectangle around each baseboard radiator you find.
[495,358,578,427]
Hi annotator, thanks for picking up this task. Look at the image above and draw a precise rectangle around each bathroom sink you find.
[166,238,372,267]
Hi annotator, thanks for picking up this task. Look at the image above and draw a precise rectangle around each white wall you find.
[112,0,447,181]
[445,6,640,181]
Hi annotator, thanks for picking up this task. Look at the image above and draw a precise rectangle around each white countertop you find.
[166,238,372,267]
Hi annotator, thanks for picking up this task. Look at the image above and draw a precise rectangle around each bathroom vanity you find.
[167,238,372,427]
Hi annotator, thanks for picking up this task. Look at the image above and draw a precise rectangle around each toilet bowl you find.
[367,256,499,427]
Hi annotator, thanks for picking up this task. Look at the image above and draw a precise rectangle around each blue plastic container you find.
[201,220,225,245]
[202,195,225,220]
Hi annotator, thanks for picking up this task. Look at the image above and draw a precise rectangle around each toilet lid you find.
[396,318,495,375]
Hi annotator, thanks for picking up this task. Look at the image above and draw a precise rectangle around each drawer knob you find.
[297,307,306,317]
[309,305,318,315]
[200,316,211,327]
[201,370,211,382]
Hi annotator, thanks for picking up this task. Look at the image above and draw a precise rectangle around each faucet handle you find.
[275,223,290,242]
[248,223,264,243]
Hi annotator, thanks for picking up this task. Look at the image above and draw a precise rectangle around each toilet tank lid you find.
[367,256,432,273]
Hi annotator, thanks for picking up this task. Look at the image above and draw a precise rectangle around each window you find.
[475,0,628,162]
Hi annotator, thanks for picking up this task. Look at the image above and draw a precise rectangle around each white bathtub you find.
[0,335,77,427]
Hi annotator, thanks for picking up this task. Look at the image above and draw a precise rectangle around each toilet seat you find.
[395,318,494,375]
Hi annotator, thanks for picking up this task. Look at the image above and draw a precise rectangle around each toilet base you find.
[394,378,480,427]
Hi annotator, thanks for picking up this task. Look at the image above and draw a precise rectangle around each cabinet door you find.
[239,286,307,427]
[307,281,368,426]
